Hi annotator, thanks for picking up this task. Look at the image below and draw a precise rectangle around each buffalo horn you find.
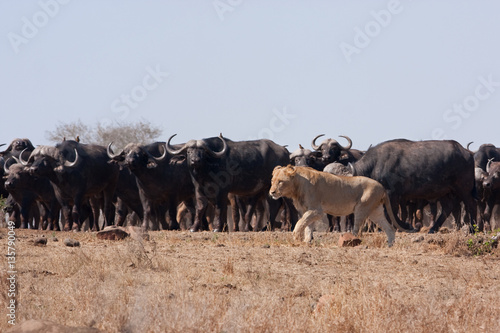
[311,134,325,150]
[19,148,30,165]
[339,135,353,150]
[165,134,189,155]
[152,143,167,161]
[107,142,122,159]
[63,149,79,167]
[200,134,227,158]
[486,158,495,173]
[3,158,11,174]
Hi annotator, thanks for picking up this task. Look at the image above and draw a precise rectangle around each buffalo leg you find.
[389,194,413,230]
[168,201,180,230]
[428,197,453,233]
[191,191,209,232]
[212,195,228,232]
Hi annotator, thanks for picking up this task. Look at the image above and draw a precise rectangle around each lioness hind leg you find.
[368,205,396,247]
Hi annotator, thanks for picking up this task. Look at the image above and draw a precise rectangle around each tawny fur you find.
[270,165,407,246]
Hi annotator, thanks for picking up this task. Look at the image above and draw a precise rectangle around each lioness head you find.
[269,165,296,199]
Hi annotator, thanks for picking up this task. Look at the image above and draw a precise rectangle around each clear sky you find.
[1,0,500,151]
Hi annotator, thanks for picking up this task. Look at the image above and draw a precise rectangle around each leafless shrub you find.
[45,119,162,149]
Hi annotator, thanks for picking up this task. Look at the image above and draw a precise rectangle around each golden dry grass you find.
[1,228,500,332]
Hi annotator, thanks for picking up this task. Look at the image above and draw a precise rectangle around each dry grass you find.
[1,229,500,332]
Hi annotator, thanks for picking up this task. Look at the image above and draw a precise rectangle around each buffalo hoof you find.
[428,229,437,234]
[213,229,221,233]
[189,228,198,232]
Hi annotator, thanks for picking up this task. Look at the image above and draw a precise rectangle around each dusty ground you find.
[1,228,500,332]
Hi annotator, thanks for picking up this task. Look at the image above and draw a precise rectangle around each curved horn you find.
[152,143,167,161]
[165,134,189,155]
[3,156,20,175]
[107,142,122,159]
[487,157,495,173]
[19,148,30,166]
[311,134,325,150]
[466,142,473,150]
[201,134,227,158]
[64,149,79,167]
[339,135,352,150]
[3,158,11,175]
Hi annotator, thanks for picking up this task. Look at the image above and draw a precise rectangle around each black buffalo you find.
[0,138,36,225]
[351,139,477,233]
[108,142,194,231]
[25,140,119,231]
[4,160,61,230]
[166,134,290,232]
[473,144,500,229]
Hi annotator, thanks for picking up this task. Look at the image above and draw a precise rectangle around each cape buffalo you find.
[108,142,194,231]
[166,134,290,233]
[25,140,119,231]
[351,139,477,233]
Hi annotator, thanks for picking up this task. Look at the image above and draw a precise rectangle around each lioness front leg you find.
[293,209,323,242]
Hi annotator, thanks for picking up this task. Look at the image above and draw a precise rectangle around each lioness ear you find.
[283,165,296,177]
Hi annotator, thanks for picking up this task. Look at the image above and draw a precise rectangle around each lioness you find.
[270,165,408,246]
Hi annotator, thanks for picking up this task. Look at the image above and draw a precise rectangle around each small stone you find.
[64,238,80,247]
[33,237,47,246]
[96,226,130,240]
[52,237,59,242]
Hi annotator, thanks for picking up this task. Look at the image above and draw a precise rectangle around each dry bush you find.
[1,229,500,332]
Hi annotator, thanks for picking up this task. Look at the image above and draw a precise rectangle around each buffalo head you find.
[3,161,28,191]
[289,144,321,168]
[107,142,166,170]
[0,138,35,161]
[165,134,227,169]
[24,145,78,177]
[311,134,353,165]
[483,159,500,190]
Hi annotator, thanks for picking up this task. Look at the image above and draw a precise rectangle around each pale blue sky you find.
[1,1,500,151]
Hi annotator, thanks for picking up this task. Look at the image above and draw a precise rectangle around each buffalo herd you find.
[1,135,499,236]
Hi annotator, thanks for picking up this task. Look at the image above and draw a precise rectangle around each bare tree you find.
[45,119,92,143]
[45,119,163,149]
